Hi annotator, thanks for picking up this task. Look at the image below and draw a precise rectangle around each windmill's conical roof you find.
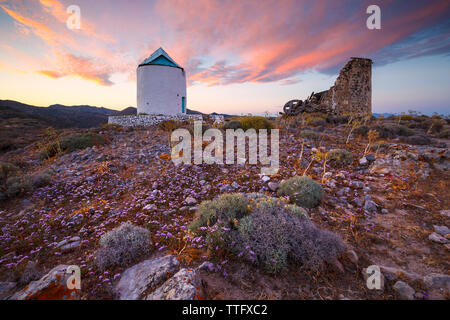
[138,47,183,69]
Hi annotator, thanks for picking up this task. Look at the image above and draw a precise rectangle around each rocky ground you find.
[0,117,449,300]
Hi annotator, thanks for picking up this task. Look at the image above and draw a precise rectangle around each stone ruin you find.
[284,57,373,117]
[320,57,372,116]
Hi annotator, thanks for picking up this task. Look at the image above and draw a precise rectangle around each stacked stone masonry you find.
[108,114,224,127]
[318,57,372,117]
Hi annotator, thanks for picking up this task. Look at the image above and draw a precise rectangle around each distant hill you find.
[0,100,131,128]
[118,107,137,116]
[373,112,394,118]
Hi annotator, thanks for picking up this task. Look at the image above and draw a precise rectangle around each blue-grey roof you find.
[138,47,183,69]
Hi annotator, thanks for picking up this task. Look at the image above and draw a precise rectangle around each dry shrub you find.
[238,116,273,130]
[327,149,354,166]
[190,194,345,274]
[95,222,152,270]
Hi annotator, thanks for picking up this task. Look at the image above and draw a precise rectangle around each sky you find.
[0,0,449,115]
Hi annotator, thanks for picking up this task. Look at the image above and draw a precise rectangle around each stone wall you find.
[108,114,224,127]
[320,57,372,117]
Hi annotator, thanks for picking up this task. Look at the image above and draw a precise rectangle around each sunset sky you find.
[0,0,449,115]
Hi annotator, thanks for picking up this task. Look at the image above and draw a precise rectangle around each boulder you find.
[114,255,179,300]
[423,273,450,291]
[10,265,80,300]
[146,268,200,300]
[393,281,415,300]
[0,282,16,300]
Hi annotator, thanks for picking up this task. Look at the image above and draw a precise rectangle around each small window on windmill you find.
[181,97,186,113]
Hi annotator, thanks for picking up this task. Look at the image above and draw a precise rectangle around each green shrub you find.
[5,176,33,198]
[277,176,324,208]
[238,116,273,130]
[40,133,107,159]
[61,133,107,152]
[222,120,242,130]
[31,171,53,188]
[188,123,210,135]
[354,125,369,136]
[190,194,345,274]
[102,123,123,131]
[370,124,415,139]
[327,149,354,166]
[189,193,249,232]
[299,130,319,140]
[425,119,445,133]
[400,135,431,145]
[370,141,390,152]
[0,161,19,184]
[438,129,450,139]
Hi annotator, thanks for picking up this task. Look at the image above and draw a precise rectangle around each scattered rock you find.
[423,273,450,291]
[439,210,450,218]
[364,200,377,213]
[0,282,16,300]
[359,157,369,166]
[10,265,80,300]
[114,255,180,300]
[268,182,279,192]
[184,196,197,206]
[60,241,81,253]
[146,268,200,300]
[365,154,376,162]
[346,250,358,265]
[198,261,215,272]
[393,281,415,300]
[143,203,157,211]
[350,180,364,189]
[433,225,450,237]
[56,236,81,253]
[429,232,449,244]
[231,182,240,189]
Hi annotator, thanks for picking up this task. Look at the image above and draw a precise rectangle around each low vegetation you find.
[222,120,243,130]
[277,176,324,208]
[299,130,319,140]
[189,194,345,274]
[95,222,152,271]
[327,149,354,166]
[238,116,274,130]
[40,132,107,159]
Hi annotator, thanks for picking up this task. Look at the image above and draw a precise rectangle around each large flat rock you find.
[114,255,179,300]
[146,268,200,300]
